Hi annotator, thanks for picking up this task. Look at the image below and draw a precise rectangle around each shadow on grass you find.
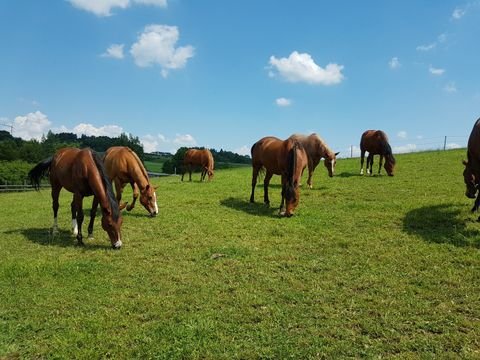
[4,227,112,250]
[220,197,279,217]
[403,204,480,248]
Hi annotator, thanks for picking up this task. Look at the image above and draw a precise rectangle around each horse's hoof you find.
[112,240,122,249]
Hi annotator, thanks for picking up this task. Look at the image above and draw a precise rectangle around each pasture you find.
[1,149,479,358]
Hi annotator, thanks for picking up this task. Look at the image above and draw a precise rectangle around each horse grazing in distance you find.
[360,130,396,176]
[289,133,339,188]
[463,118,480,217]
[103,146,158,217]
[250,136,308,217]
[28,148,123,249]
[181,148,215,182]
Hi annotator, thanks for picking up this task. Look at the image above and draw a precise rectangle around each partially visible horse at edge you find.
[28,148,123,249]
[103,146,158,217]
[463,118,480,218]
[289,133,339,188]
[250,136,308,217]
[181,148,215,182]
[360,130,396,176]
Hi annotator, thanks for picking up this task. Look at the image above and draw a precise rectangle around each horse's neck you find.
[129,154,150,189]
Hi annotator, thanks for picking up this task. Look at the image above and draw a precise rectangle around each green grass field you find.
[1,149,479,358]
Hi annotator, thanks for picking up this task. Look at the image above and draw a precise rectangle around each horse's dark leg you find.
[360,150,366,175]
[181,169,185,181]
[115,179,128,210]
[367,154,373,175]
[378,155,384,175]
[51,185,61,235]
[264,171,273,206]
[87,196,99,238]
[279,174,286,215]
[74,193,84,246]
[71,197,78,236]
[250,167,260,203]
[126,182,138,211]
[306,163,314,189]
[201,168,206,182]
[188,165,192,182]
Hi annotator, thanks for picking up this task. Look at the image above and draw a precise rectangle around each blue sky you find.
[0,1,479,156]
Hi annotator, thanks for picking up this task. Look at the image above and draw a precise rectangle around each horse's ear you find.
[335,152,340,156]
[145,184,150,190]
[463,160,468,166]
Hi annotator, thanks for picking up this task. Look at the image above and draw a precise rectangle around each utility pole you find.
[443,136,447,151]
[0,123,13,134]
[350,145,353,158]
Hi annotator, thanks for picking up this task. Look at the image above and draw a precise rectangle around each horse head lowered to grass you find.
[103,146,158,217]
[250,136,308,217]
[28,147,123,249]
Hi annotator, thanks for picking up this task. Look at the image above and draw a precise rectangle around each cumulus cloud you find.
[68,0,166,16]
[130,24,194,77]
[397,131,407,139]
[268,51,344,85]
[101,44,125,59]
[71,123,124,137]
[429,65,445,75]
[444,82,457,93]
[275,97,292,107]
[141,133,197,153]
[12,111,51,140]
[416,43,436,52]
[234,145,250,156]
[389,57,401,69]
[452,7,466,20]
[446,143,461,149]
[393,143,417,154]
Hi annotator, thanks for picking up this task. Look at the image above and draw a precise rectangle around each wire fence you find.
[336,135,468,159]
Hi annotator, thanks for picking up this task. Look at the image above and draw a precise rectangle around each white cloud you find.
[397,131,407,139]
[68,0,166,16]
[269,51,344,85]
[444,82,457,93]
[389,57,401,69]
[72,123,124,137]
[416,43,436,52]
[101,44,124,59]
[429,65,445,75]
[141,133,197,153]
[452,7,466,20]
[275,97,292,107]
[437,33,447,43]
[393,143,417,153]
[12,111,51,140]
[130,24,194,77]
[446,143,461,149]
[234,145,250,156]
[173,133,196,146]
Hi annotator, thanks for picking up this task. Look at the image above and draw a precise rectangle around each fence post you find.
[350,145,353,158]
[443,136,447,151]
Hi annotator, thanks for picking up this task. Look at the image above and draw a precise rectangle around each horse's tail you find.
[28,157,53,190]
[91,150,120,221]
[285,143,298,202]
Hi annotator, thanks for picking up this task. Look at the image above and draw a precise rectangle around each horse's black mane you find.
[285,142,300,203]
[91,150,120,221]
[383,141,396,164]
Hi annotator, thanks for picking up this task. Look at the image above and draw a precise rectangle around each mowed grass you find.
[1,149,479,358]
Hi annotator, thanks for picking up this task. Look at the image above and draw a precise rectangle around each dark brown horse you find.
[181,148,215,181]
[463,118,480,216]
[289,133,339,188]
[104,146,158,217]
[360,130,396,176]
[28,148,123,248]
[250,136,308,217]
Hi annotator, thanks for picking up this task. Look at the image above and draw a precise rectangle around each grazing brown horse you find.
[28,148,123,248]
[289,133,339,188]
[250,136,308,217]
[360,130,396,176]
[463,118,480,217]
[103,146,158,217]
[181,148,215,181]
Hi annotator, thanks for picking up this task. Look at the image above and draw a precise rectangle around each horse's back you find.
[360,130,389,154]
[104,146,137,180]
[184,148,213,167]
[50,148,94,192]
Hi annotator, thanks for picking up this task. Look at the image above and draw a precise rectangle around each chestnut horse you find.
[250,136,308,217]
[103,146,158,217]
[360,130,396,176]
[289,133,339,188]
[181,148,215,182]
[463,118,480,217]
[28,148,123,248]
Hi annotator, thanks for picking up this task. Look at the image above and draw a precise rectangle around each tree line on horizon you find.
[0,130,251,184]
